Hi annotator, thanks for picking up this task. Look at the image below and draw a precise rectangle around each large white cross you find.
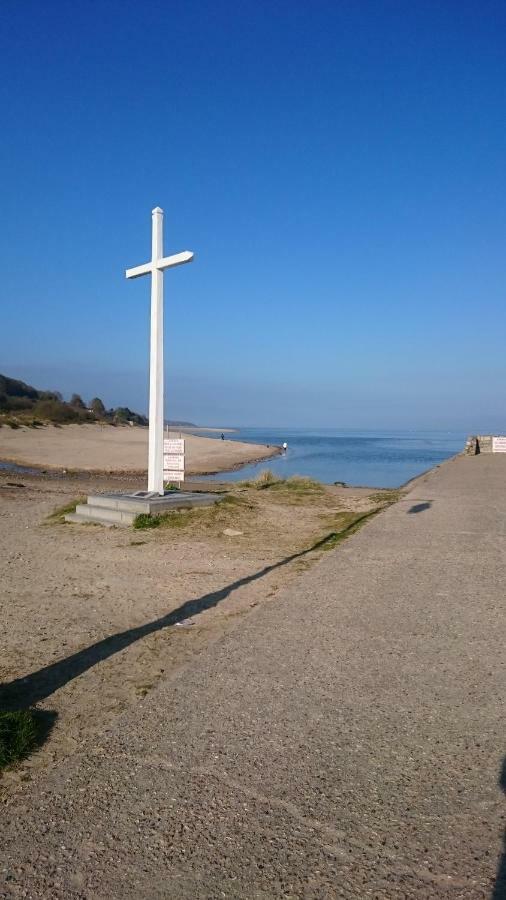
[126,207,194,495]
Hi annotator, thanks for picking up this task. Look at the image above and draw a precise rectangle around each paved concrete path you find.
[2,455,506,899]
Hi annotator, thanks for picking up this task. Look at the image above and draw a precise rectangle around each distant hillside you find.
[0,373,148,427]
[166,420,197,427]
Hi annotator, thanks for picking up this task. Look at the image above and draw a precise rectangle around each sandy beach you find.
[0,422,279,475]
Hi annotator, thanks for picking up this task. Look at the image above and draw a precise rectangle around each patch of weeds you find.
[0,709,55,771]
[164,482,180,492]
[238,472,324,498]
[135,494,254,533]
[220,494,254,509]
[277,475,323,494]
[162,509,196,528]
[129,539,147,546]
[133,513,161,529]
[135,682,155,697]
[239,469,282,490]
[293,559,312,572]
[46,497,86,524]
[5,419,20,429]
[261,474,325,505]
[368,489,405,505]
[313,509,381,552]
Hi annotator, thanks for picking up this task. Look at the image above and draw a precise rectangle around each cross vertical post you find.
[149,208,164,495]
[126,207,194,496]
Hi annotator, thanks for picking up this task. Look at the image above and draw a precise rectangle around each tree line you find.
[0,374,148,426]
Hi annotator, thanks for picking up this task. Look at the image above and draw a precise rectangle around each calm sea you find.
[204,428,466,488]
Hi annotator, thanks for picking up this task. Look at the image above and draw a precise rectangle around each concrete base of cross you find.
[65,490,223,527]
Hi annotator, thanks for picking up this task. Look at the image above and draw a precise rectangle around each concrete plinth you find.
[65,490,223,527]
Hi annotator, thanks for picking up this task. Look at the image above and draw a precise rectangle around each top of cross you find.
[125,207,194,280]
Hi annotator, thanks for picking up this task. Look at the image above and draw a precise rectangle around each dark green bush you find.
[0,710,38,770]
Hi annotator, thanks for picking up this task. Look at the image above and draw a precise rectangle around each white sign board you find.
[164,470,185,482]
[163,454,184,470]
[163,438,185,481]
[164,438,185,454]
[493,436,506,453]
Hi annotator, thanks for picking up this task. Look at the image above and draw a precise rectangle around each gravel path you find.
[2,454,506,899]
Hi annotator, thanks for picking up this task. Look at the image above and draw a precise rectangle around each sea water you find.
[205,428,466,488]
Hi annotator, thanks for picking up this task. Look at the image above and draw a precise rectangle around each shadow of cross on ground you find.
[0,516,374,712]
[491,757,506,899]
[407,501,432,514]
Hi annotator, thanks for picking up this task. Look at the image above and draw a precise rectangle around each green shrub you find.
[133,513,161,529]
[90,397,106,416]
[2,396,34,411]
[33,399,91,424]
[0,710,38,770]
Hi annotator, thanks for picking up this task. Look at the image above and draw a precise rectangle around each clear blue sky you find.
[1,0,505,429]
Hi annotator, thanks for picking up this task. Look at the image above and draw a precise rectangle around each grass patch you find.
[219,494,252,508]
[46,497,86,524]
[135,682,155,697]
[133,513,161,529]
[134,508,204,530]
[314,509,381,552]
[238,469,282,489]
[238,471,324,500]
[273,475,323,494]
[367,489,405,505]
[0,710,39,770]
[5,419,21,429]
[133,494,253,532]
[253,474,325,505]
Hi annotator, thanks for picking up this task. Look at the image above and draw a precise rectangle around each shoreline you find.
[0,445,283,479]
[0,427,462,490]
[0,423,282,479]
[178,426,238,434]
[398,450,464,491]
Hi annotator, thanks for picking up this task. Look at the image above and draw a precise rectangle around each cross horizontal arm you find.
[157,251,194,270]
[125,261,152,279]
[125,251,194,279]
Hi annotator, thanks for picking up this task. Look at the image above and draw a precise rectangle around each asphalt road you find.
[2,454,506,899]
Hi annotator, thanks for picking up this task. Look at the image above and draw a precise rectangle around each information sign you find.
[163,470,185,482]
[163,454,184,470]
[164,438,185,454]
